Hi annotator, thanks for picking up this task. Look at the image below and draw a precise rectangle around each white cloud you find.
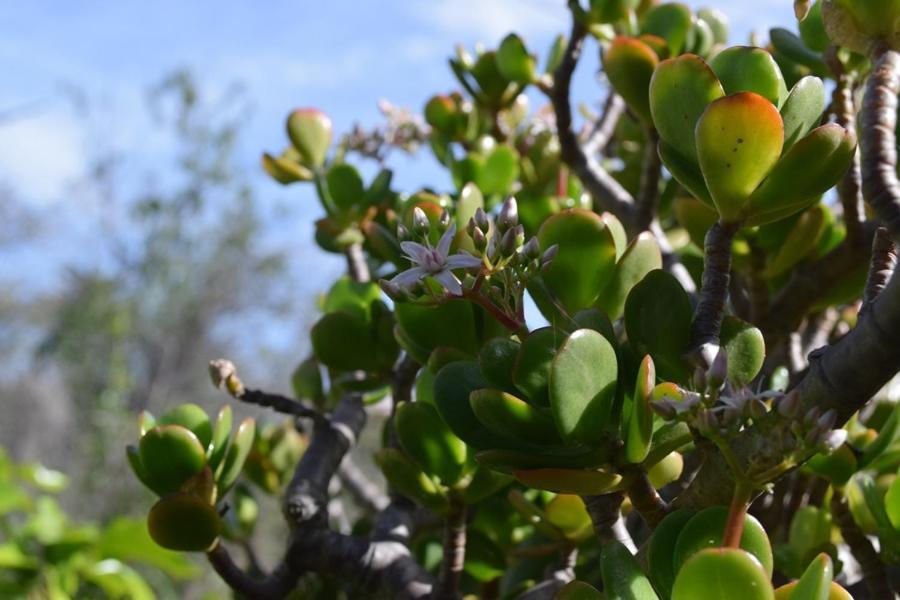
[0,112,84,204]
[412,0,567,44]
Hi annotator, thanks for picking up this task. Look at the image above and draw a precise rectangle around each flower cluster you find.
[380,198,557,326]
[651,349,848,459]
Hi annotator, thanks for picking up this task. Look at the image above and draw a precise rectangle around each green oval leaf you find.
[597,232,663,321]
[396,402,467,485]
[641,3,693,55]
[709,46,788,107]
[650,54,724,164]
[148,493,220,552]
[720,316,766,387]
[624,270,692,382]
[513,327,562,406]
[326,163,364,210]
[672,548,774,600]
[601,540,661,600]
[433,361,497,450]
[470,389,562,445]
[674,506,774,577]
[696,92,784,222]
[625,355,656,463]
[780,76,826,152]
[649,508,696,598]
[286,108,332,167]
[139,426,207,496]
[158,404,212,450]
[216,417,256,497]
[605,36,659,123]
[550,329,619,444]
[533,209,618,317]
[374,448,449,513]
[513,467,622,495]
[745,124,856,226]
[497,33,536,84]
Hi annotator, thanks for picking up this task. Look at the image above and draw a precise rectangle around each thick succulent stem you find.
[584,93,625,157]
[832,70,865,249]
[861,227,898,314]
[434,502,468,599]
[582,492,635,550]
[635,128,662,233]
[625,467,669,529]
[831,489,894,599]
[345,242,371,283]
[550,21,635,224]
[862,48,900,239]
[207,543,298,600]
[691,221,740,365]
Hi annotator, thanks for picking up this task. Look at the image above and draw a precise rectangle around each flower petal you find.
[436,222,457,257]
[391,266,427,287]
[433,269,463,295]
[446,253,483,269]
[400,241,431,265]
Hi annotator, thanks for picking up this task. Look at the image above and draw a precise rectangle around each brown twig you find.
[635,128,662,233]
[690,221,740,365]
[581,492,635,550]
[434,501,468,599]
[338,456,390,514]
[830,63,865,249]
[624,467,669,529]
[345,242,371,283]
[862,48,900,239]
[861,227,898,314]
[584,93,625,156]
[207,543,298,600]
[547,20,635,225]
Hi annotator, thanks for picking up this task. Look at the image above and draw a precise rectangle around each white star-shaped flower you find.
[390,222,483,295]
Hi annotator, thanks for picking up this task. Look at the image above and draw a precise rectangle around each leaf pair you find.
[649,49,855,226]
[127,404,256,552]
[533,209,660,321]
[311,277,399,373]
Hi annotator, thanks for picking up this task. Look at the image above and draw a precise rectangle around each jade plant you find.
[123,1,900,598]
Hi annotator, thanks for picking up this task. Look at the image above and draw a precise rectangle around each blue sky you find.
[0,0,793,353]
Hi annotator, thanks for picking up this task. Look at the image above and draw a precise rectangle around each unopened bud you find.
[721,406,742,428]
[747,398,768,421]
[818,429,848,454]
[817,409,837,431]
[523,236,540,260]
[805,425,825,447]
[466,217,477,238]
[209,359,244,397]
[804,406,822,427]
[706,347,728,391]
[438,209,451,231]
[693,366,707,392]
[651,400,677,420]
[472,227,487,252]
[498,197,519,232]
[513,224,525,248]
[397,223,410,242]
[777,392,802,418]
[695,410,718,436]
[474,207,490,232]
[379,279,406,302]
[412,207,430,237]
[500,227,518,256]
[541,244,559,270]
